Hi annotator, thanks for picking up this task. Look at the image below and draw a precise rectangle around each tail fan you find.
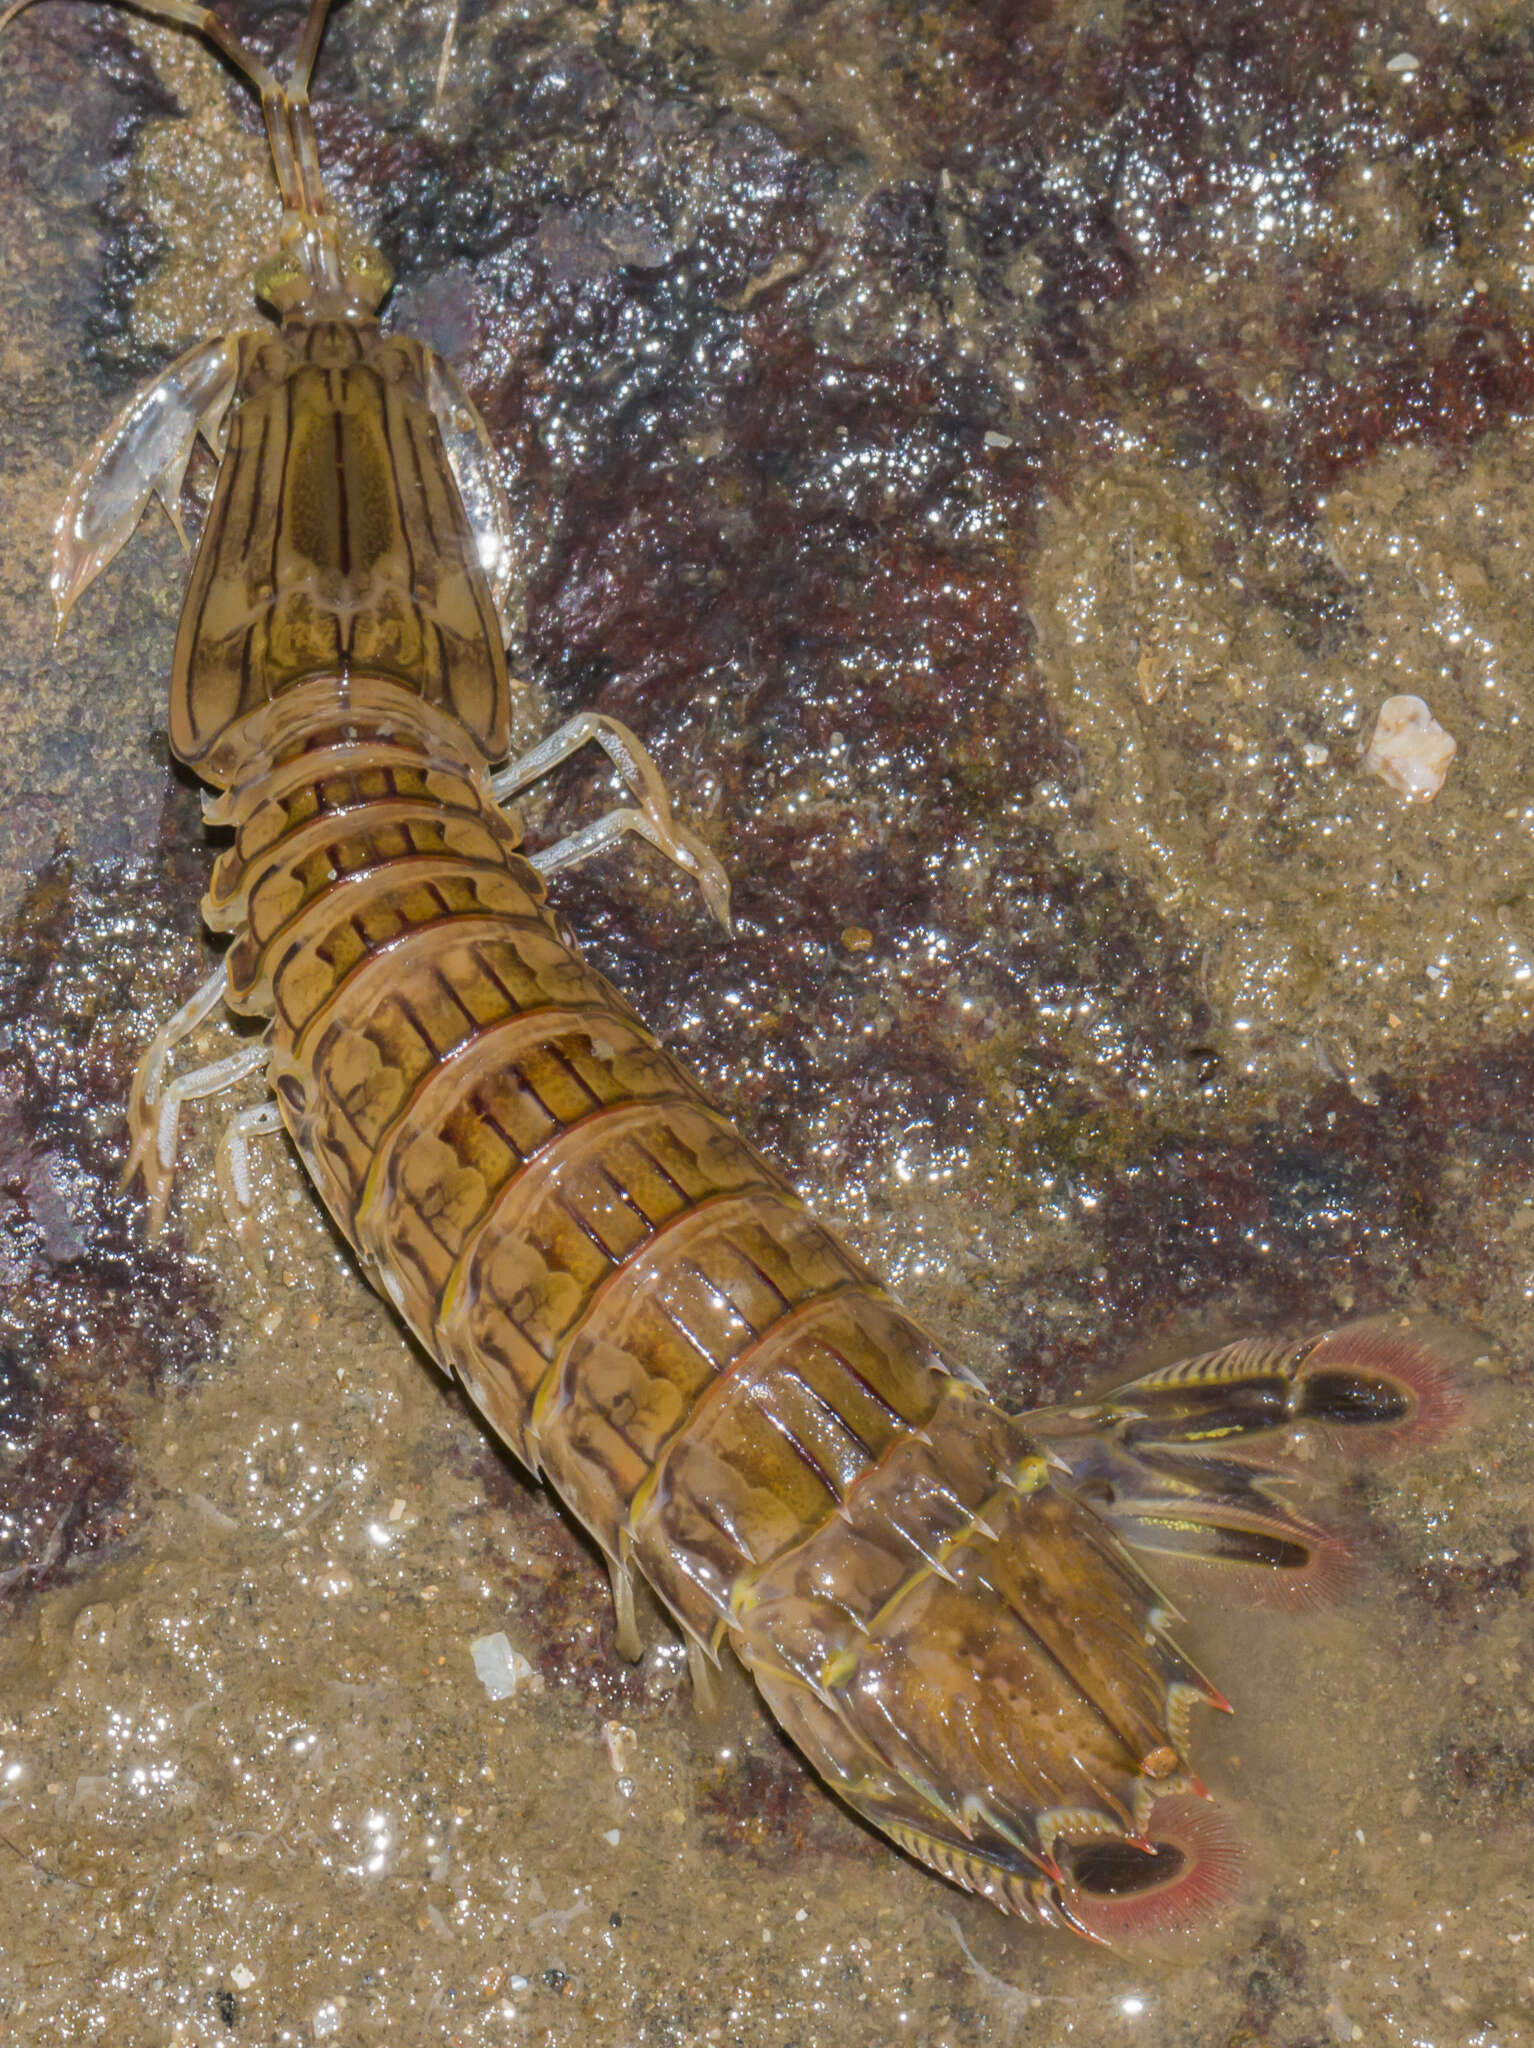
[1030,1315,1472,1607]
[1049,1795,1245,1945]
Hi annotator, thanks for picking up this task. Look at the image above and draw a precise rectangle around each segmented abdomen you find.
[211,680,952,1650]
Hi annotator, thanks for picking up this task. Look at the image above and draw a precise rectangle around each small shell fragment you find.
[602,1719,638,1775]
[469,1631,537,1701]
[1361,695,1456,801]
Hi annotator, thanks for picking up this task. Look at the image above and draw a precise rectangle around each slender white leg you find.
[491,714,731,933]
[124,966,231,1185]
[215,1101,286,1272]
[685,1633,722,1719]
[134,1044,271,1238]
[528,807,732,934]
[605,1550,644,1663]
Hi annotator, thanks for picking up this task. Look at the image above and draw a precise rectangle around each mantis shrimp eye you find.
[253,251,307,313]
[348,242,394,308]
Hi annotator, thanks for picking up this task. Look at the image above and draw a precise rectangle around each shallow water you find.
[1,2,1532,2042]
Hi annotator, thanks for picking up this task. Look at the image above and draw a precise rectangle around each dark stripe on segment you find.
[401,403,436,552]
[409,390,503,671]
[379,373,421,620]
[778,1366,884,1464]
[713,1233,796,1317]
[624,1123,693,1207]
[645,1283,742,1380]
[409,375,453,699]
[185,388,272,737]
[392,393,437,563]
[797,1321,916,1430]
[307,969,481,1165]
[551,1184,628,1266]
[441,1180,774,1429]
[534,1098,722,1260]
[332,401,351,581]
[463,925,604,1025]
[351,1001,656,1250]
[217,796,518,918]
[286,909,556,1065]
[724,1389,1005,1685]
[645,1298,853,1495]
[622,1284,881,1549]
[267,380,293,623]
[594,1157,669,1237]
[528,1184,803,1416]
[238,400,275,569]
[248,848,543,994]
[393,962,522,1104]
[190,395,245,615]
[227,758,475,849]
[390,973,477,1075]
[380,1064,692,1269]
[538,1032,614,1109]
[671,1253,758,1337]
[431,1097,722,1322]
[754,1396,849,1496]
[224,733,491,823]
[420,876,461,923]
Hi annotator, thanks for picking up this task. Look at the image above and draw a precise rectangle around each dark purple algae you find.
[0,1,1531,2041]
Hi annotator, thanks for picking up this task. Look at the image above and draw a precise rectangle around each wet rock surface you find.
[0,1,1531,2041]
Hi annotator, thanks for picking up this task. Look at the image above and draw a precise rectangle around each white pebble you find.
[1386,50,1420,72]
[1361,694,1456,800]
[469,1631,536,1701]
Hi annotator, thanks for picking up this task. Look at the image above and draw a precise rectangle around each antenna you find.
[0,0,341,218]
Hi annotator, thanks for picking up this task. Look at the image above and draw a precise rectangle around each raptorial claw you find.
[49,335,242,634]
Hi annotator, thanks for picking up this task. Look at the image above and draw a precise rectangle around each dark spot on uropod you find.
[1064,1834,1188,1898]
